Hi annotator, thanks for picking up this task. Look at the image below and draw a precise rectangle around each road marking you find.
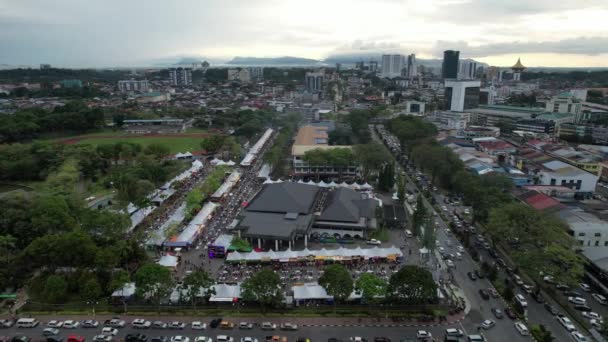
[459,321,468,335]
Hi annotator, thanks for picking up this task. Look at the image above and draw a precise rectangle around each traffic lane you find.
[0,323,477,341]
[474,248,575,341]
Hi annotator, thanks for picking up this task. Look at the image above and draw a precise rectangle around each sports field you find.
[57,131,212,154]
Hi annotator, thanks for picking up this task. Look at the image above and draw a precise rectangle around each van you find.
[16,318,39,328]
[515,294,528,308]
[405,230,413,238]
[467,335,485,342]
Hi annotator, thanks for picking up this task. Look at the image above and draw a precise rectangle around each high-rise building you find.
[305,71,324,93]
[381,54,405,78]
[442,50,460,79]
[444,80,481,112]
[369,61,378,72]
[169,67,192,87]
[117,79,150,93]
[248,67,264,82]
[458,60,478,79]
[406,54,417,79]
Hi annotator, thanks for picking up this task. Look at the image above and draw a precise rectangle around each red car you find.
[67,336,85,342]
[504,307,517,319]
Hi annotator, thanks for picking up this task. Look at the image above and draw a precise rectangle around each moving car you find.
[104,319,125,328]
[480,320,495,330]
[216,336,234,342]
[240,338,257,342]
[194,338,212,342]
[570,331,588,342]
[515,294,528,308]
[170,337,190,342]
[558,315,576,332]
[467,272,477,281]
[415,330,432,340]
[445,329,464,337]
[580,283,591,292]
[582,311,602,321]
[544,303,559,316]
[491,308,503,319]
[238,322,253,330]
[478,289,490,300]
[152,322,167,329]
[261,322,277,330]
[150,337,168,342]
[504,308,517,319]
[168,322,186,330]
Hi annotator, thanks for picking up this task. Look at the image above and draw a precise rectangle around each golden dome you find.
[512,58,525,71]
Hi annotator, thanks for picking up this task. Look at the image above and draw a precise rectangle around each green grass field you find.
[75,136,205,154]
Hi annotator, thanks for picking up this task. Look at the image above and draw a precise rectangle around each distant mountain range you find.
[227,56,322,66]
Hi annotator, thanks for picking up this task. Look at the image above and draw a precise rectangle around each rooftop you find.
[294,125,329,146]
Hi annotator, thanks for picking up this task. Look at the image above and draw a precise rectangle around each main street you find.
[371,124,601,341]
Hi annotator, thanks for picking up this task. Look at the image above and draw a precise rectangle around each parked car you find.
[191,322,207,330]
[125,334,148,342]
[514,322,529,336]
[504,308,517,319]
[168,322,185,330]
[580,283,591,292]
[219,321,234,330]
[63,321,80,329]
[43,328,60,337]
[445,329,464,337]
[582,312,602,321]
[93,335,112,342]
[491,308,503,319]
[132,319,151,329]
[478,289,490,300]
[216,336,233,342]
[209,319,222,329]
[46,321,64,328]
[558,315,576,332]
[366,239,381,245]
[0,320,13,328]
[280,323,298,331]
[82,320,99,329]
[105,319,125,328]
[574,304,592,312]
[261,322,277,330]
[150,337,168,342]
[467,272,477,281]
[152,322,167,329]
[570,331,588,342]
[592,293,607,305]
[415,330,432,340]
[101,327,119,336]
[568,296,587,305]
[170,336,190,342]
[238,322,253,330]
[544,303,559,315]
[194,337,212,342]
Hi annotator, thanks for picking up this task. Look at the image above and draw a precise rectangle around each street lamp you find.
[87,301,99,317]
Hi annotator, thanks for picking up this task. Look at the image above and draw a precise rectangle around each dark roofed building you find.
[236,183,378,250]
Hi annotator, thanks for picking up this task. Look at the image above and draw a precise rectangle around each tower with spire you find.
[511,58,525,82]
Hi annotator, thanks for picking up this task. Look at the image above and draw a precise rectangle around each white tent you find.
[328,181,339,188]
[297,179,305,184]
[263,178,274,184]
[350,183,361,190]
[361,182,373,190]
[158,254,178,268]
[306,180,316,186]
[209,283,241,302]
[274,178,284,183]
[210,158,222,165]
[339,182,350,188]
[226,160,236,166]
[318,180,329,188]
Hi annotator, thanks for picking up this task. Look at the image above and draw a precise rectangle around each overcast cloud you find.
[1,0,607,67]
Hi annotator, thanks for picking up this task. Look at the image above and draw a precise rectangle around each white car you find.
[280,323,298,330]
[522,284,533,294]
[445,328,464,337]
[590,319,603,329]
[93,335,113,342]
[568,296,587,305]
[194,337,212,342]
[481,319,496,330]
[106,319,126,328]
[169,322,186,329]
[457,246,464,253]
[192,321,207,330]
[47,320,64,328]
[571,331,588,342]
[582,311,602,321]
[83,320,99,328]
[240,338,257,342]
[63,320,80,329]
[132,319,151,329]
[366,239,381,245]
[514,321,529,336]
[446,260,455,268]
[416,330,432,339]
[442,206,448,212]
[216,336,233,342]
[558,315,576,332]
[455,252,463,260]
[238,322,253,330]
[171,336,190,342]
[515,294,528,308]
[152,321,168,329]
[101,327,119,336]
[580,283,591,292]
[43,328,60,336]
[464,209,470,215]
[260,322,276,330]
[349,338,365,342]
[592,293,607,305]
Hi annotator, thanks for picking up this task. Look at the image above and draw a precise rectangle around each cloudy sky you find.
[2,0,608,67]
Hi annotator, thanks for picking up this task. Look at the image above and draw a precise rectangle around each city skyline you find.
[1,0,608,67]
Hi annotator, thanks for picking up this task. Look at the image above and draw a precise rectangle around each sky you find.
[1,0,608,68]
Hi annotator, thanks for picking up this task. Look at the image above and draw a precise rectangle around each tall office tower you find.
[444,80,481,112]
[458,60,478,79]
[381,54,405,78]
[442,50,460,79]
[247,67,264,82]
[407,54,417,78]
[305,71,324,93]
[169,67,193,86]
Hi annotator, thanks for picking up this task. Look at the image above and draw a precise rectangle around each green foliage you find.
[355,273,387,304]
[318,264,353,303]
[387,116,437,154]
[241,269,282,309]
[377,162,395,192]
[412,196,427,238]
[530,324,555,342]
[200,135,226,154]
[134,263,173,306]
[82,277,102,301]
[486,203,585,286]
[353,143,390,179]
[387,265,437,304]
[43,275,68,303]
[144,143,170,160]
[183,271,215,307]
[302,148,355,167]
[0,142,66,181]
[396,174,406,205]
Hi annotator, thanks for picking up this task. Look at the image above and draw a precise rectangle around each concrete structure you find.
[442,50,459,79]
[291,126,357,178]
[381,54,405,78]
[123,118,184,134]
[558,124,608,145]
[248,67,264,82]
[406,54,417,79]
[545,92,582,119]
[60,79,82,88]
[117,80,150,93]
[444,80,481,112]
[169,67,192,87]
[469,105,543,126]
[135,91,170,104]
[404,100,425,115]
[305,71,324,93]
[228,68,250,83]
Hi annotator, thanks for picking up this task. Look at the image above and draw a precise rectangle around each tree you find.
[353,143,390,179]
[387,266,437,304]
[530,324,555,342]
[412,196,427,237]
[355,273,387,305]
[241,269,282,311]
[318,264,353,304]
[200,135,225,154]
[82,277,102,301]
[134,263,173,311]
[423,215,436,251]
[144,143,170,160]
[396,174,406,205]
[0,234,16,264]
[503,285,514,302]
[44,275,68,303]
[183,271,215,309]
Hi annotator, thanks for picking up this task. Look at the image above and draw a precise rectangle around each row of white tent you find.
[262,179,374,190]
[209,158,236,166]
[226,246,403,263]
